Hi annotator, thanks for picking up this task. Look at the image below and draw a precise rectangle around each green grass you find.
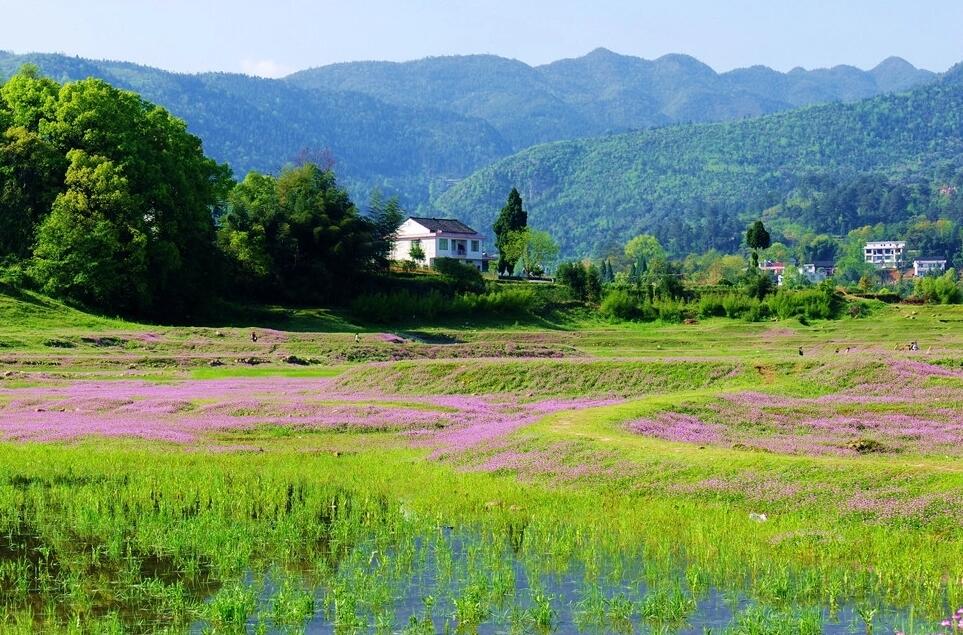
[1,288,962,632]
[188,365,346,380]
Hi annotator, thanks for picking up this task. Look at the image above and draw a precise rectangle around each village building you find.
[864,241,906,269]
[758,260,786,284]
[799,261,836,284]
[913,258,948,277]
[390,217,489,271]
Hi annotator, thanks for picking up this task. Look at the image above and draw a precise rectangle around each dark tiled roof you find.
[409,217,479,234]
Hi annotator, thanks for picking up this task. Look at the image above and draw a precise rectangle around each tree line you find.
[0,67,406,319]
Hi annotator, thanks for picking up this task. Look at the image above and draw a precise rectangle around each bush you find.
[556,261,602,303]
[452,287,535,315]
[698,293,763,319]
[350,287,538,323]
[432,258,485,293]
[721,293,758,319]
[599,290,688,322]
[599,289,641,320]
[766,287,838,320]
[697,294,727,318]
[743,302,771,322]
[0,262,30,289]
[742,270,774,300]
[654,298,687,322]
[913,269,962,304]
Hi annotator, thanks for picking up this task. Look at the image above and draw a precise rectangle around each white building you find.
[864,241,905,268]
[799,261,836,284]
[914,258,947,276]
[391,217,488,270]
[759,260,786,285]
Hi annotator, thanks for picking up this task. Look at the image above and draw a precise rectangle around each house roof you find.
[408,217,479,235]
[914,257,947,263]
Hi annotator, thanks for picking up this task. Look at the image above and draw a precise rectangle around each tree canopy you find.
[1,66,233,317]
[217,164,378,302]
[493,187,528,275]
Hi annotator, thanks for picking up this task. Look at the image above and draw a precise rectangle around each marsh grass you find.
[2,291,963,632]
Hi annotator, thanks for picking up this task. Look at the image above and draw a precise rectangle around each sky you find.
[4,0,963,77]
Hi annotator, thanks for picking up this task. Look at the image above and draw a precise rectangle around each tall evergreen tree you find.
[493,187,527,275]
[745,220,771,268]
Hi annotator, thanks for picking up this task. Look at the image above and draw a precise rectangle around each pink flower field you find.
[625,358,963,456]
[0,377,621,452]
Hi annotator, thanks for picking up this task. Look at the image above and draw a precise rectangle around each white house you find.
[864,241,905,268]
[914,258,947,276]
[799,261,836,284]
[391,217,488,270]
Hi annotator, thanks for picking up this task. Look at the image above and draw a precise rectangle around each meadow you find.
[0,287,961,634]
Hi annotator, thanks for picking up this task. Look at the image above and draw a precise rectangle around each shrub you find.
[0,262,30,289]
[743,303,771,322]
[742,270,774,300]
[697,294,726,318]
[599,289,640,320]
[697,293,762,319]
[557,261,602,302]
[654,298,686,323]
[913,269,962,304]
[766,287,837,320]
[721,293,757,319]
[350,287,538,323]
[432,258,485,293]
[451,287,535,315]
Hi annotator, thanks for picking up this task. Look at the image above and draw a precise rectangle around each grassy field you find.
[0,287,961,633]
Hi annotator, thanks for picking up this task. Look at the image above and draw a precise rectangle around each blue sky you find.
[8,0,963,77]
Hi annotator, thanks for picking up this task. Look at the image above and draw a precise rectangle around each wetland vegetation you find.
[0,287,961,633]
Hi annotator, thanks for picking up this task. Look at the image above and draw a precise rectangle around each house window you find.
[438,238,449,251]
[471,240,479,252]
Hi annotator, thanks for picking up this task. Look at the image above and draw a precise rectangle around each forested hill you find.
[0,50,936,212]
[288,49,935,150]
[435,68,963,258]
[0,52,510,206]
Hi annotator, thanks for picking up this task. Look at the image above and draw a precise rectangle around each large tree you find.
[0,127,65,261]
[624,234,667,268]
[493,187,528,275]
[1,67,232,317]
[500,229,560,277]
[31,151,150,311]
[218,164,377,301]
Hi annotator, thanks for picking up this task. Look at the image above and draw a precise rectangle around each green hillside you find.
[289,48,935,150]
[0,50,936,212]
[435,69,963,257]
[0,52,509,207]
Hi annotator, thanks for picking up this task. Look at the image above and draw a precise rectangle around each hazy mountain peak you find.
[653,53,716,73]
[869,56,935,92]
[583,47,622,58]
[872,56,918,73]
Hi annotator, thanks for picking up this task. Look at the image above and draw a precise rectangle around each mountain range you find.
[437,64,963,256]
[0,49,938,216]
[289,49,934,150]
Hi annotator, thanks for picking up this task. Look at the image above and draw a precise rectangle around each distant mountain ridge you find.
[435,70,963,257]
[0,51,509,205]
[288,48,936,149]
[0,49,939,211]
